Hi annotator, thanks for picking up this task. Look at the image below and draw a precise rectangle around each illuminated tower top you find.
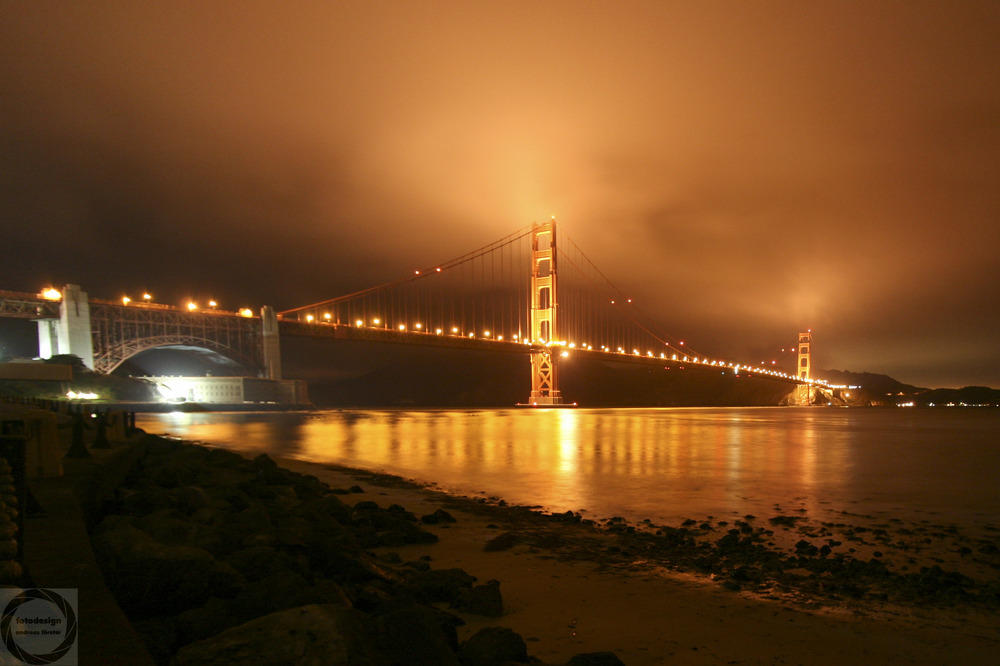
[797,330,812,380]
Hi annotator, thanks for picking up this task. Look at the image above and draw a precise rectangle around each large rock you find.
[231,570,328,623]
[459,626,529,666]
[408,568,477,604]
[376,605,461,666]
[91,522,225,616]
[456,580,503,617]
[173,597,240,645]
[172,604,392,666]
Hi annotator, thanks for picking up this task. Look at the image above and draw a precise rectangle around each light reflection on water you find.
[137,407,1000,527]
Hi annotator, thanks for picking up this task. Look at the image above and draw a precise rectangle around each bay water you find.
[137,407,1000,531]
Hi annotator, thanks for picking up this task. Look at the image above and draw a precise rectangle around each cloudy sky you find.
[2,1,998,388]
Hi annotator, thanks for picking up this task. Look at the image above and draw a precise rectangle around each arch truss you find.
[89,302,264,374]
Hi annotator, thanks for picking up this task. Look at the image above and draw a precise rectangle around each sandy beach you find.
[271,457,1000,665]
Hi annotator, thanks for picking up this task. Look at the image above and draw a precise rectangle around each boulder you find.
[172,604,391,666]
[456,580,503,617]
[421,509,457,525]
[231,570,328,623]
[408,568,477,604]
[459,626,529,666]
[91,522,220,616]
[376,605,461,666]
[226,545,292,581]
[173,597,240,645]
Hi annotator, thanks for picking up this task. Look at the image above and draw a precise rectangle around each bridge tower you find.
[528,219,563,405]
[36,284,95,369]
[794,330,813,405]
[797,330,812,380]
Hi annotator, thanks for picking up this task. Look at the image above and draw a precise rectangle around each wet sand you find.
[275,457,1000,665]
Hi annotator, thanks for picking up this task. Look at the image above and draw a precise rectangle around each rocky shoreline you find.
[87,436,625,665]
[85,435,1000,664]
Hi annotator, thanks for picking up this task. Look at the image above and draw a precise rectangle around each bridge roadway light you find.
[187,301,197,311]
[143,293,152,302]
[240,308,253,318]
[122,296,131,306]
[435,328,442,335]
[324,313,332,321]
[209,300,218,309]
[306,314,315,323]
[373,318,381,326]
[398,324,406,331]
[356,319,363,327]
[452,327,459,334]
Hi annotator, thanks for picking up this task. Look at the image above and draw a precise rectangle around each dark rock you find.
[484,532,520,552]
[169,485,209,514]
[232,569,328,623]
[120,487,172,516]
[349,485,365,493]
[421,509,458,524]
[132,618,177,665]
[226,545,292,581]
[173,597,240,645]
[312,577,353,606]
[408,568,477,604]
[91,522,219,617]
[459,626,528,666]
[351,501,440,547]
[387,503,418,521]
[376,605,461,666]
[173,604,392,666]
[134,510,200,545]
[251,453,278,471]
[456,580,503,617]
[566,652,627,666]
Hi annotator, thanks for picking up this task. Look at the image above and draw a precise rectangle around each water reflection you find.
[139,408,1000,526]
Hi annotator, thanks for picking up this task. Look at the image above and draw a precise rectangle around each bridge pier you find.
[261,305,282,380]
[35,284,95,369]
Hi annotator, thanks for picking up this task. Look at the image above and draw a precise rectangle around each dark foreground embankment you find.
[86,436,625,666]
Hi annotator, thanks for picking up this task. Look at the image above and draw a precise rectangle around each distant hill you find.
[819,369,926,395]
[820,369,1000,407]
[910,386,1000,407]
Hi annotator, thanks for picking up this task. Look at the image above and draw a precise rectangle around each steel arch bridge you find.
[88,301,265,374]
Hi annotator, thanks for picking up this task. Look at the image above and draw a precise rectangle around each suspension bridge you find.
[1,220,821,406]
[277,219,816,405]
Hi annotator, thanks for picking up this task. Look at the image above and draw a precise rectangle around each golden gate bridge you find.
[277,219,816,405]
[0,220,820,406]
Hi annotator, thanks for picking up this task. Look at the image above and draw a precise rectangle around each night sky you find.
[2,2,998,388]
